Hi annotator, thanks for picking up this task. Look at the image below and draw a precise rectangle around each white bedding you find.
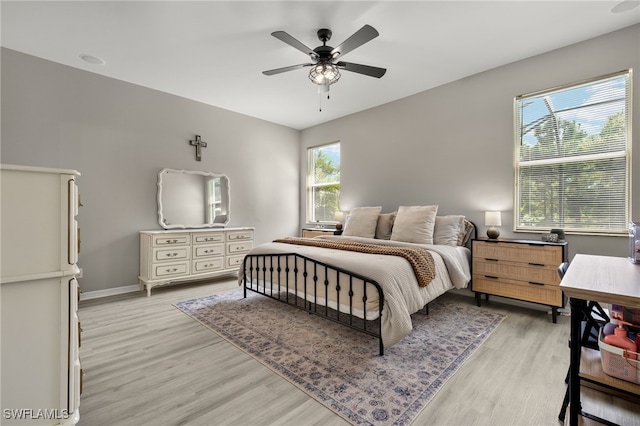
[239,236,471,348]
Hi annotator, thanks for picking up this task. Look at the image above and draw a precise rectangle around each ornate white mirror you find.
[157,168,230,229]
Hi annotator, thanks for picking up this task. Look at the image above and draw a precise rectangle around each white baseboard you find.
[80,284,140,301]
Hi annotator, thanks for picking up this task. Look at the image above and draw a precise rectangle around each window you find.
[307,142,340,223]
[515,70,631,235]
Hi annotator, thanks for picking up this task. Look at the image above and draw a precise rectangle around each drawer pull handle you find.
[528,262,545,267]
[166,252,178,257]
[529,281,545,286]
[166,268,178,273]
[484,275,499,279]
[165,239,178,244]
[485,258,499,262]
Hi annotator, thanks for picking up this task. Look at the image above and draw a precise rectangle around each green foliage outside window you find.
[516,71,630,235]
[308,143,340,223]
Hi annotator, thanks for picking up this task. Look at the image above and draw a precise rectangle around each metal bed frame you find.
[242,252,386,355]
[241,221,476,357]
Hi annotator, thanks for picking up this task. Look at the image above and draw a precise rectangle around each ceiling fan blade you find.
[271,31,319,60]
[331,25,379,60]
[262,63,313,76]
[336,61,387,78]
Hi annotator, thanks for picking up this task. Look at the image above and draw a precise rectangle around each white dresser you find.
[1,164,81,425]
[139,227,254,296]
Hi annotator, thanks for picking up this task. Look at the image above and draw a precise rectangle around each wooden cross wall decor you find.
[189,135,208,161]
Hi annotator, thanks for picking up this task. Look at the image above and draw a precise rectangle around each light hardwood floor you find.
[77,278,640,426]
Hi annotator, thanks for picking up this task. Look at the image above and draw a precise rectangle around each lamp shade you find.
[485,211,502,226]
[334,211,344,222]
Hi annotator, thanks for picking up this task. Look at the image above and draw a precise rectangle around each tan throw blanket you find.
[273,237,436,287]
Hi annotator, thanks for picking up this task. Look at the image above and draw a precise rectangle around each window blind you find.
[515,70,631,235]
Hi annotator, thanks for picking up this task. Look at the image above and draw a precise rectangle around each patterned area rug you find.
[175,289,505,426]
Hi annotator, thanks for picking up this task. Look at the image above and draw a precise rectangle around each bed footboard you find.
[242,253,385,356]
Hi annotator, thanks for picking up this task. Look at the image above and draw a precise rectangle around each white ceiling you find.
[2,1,639,130]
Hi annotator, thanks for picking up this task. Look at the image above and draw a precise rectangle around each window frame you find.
[513,70,632,236]
[306,141,341,224]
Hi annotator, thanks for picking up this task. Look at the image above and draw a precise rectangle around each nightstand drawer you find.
[302,228,340,238]
[473,275,563,306]
[473,259,560,285]
[473,241,563,266]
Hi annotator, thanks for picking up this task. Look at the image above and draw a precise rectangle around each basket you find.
[598,328,640,384]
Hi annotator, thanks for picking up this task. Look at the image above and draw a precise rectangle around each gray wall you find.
[2,24,639,295]
[1,48,300,294]
[301,24,640,261]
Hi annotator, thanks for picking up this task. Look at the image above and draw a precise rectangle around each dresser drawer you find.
[193,258,223,274]
[153,246,189,262]
[193,233,224,244]
[228,240,253,254]
[152,261,189,279]
[473,241,563,266]
[153,234,190,246]
[473,275,563,307]
[227,254,246,269]
[473,259,560,285]
[227,230,253,241]
[193,244,223,258]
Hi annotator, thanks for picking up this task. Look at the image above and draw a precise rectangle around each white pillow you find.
[342,206,382,238]
[434,215,466,246]
[390,205,439,244]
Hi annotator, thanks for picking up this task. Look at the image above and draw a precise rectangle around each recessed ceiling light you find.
[79,54,106,65]
[611,0,640,13]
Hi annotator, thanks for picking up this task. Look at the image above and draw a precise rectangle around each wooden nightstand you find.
[301,228,342,238]
[472,238,568,323]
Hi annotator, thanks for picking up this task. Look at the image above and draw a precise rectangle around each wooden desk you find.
[560,254,640,426]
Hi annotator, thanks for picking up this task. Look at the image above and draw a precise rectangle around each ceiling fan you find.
[263,24,386,104]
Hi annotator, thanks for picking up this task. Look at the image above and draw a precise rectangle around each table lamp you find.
[334,211,344,230]
[485,211,502,239]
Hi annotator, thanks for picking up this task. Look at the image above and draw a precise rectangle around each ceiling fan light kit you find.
[309,61,340,86]
[263,25,386,110]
